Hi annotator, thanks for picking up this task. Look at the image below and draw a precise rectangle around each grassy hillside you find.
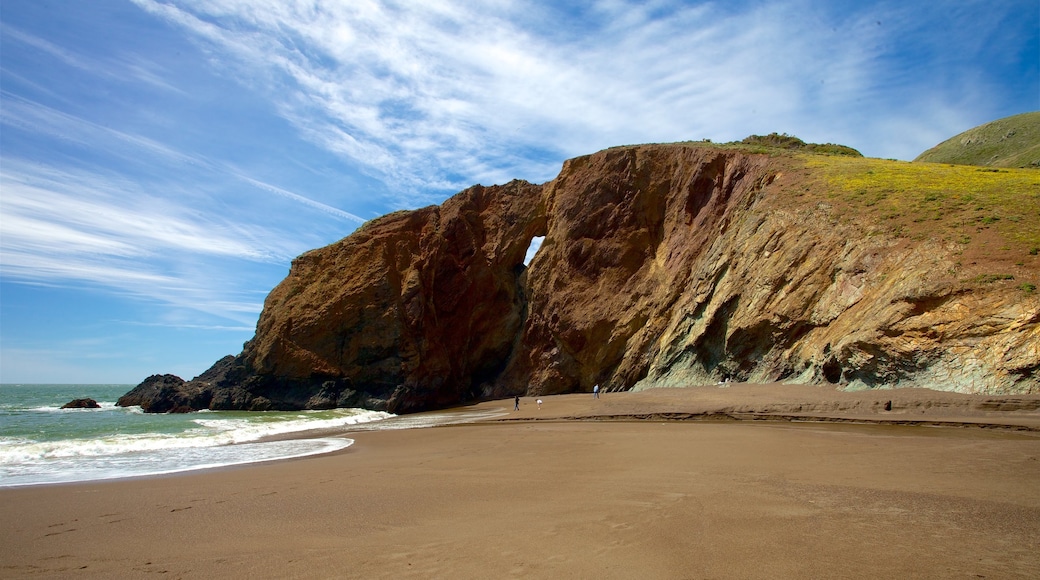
[622,133,1039,290]
[913,111,1040,169]
[789,154,1040,290]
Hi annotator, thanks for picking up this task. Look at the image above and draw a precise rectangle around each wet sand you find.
[2,384,1039,579]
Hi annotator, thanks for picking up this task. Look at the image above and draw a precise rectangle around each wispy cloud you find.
[1,50,379,328]
[0,158,283,322]
[1,159,281,261]
[122,321,256,332]
[125,0,1033,199]
[1,23,186,95]
[0,92,196,166]
[0,87,368,318]
[231,172,366,224]
[0,93,369,224]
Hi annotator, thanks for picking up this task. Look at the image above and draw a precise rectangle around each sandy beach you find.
[2,384,1039,579]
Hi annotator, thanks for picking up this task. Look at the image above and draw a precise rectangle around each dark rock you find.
[61,398,100,409]
[116,374,210,413]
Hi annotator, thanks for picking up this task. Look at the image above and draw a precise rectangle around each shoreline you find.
[500,411,1040,431]
[480,383,1040,430]
[3,384,1039,578]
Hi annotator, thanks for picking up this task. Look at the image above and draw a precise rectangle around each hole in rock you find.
[523,236,545,267]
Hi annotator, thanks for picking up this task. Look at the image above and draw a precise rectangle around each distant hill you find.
[914,111,1040,168]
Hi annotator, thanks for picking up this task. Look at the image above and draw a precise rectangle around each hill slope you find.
[120,143,1040,413]
[914,111,1040,168]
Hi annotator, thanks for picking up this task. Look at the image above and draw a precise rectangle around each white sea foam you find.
[0,384,509,488]
[0,406,391,487]
[25,401,120,413]
[339,407,511,430]
[0,409,392,465]
[190,409,394,444]
[0,437,354,487]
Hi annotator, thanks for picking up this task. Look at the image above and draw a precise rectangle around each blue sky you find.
[1,0,1037,384]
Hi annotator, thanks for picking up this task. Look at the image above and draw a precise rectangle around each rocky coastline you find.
[120,142,1040,414]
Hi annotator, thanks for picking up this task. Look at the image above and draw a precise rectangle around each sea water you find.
[0,384,394,487]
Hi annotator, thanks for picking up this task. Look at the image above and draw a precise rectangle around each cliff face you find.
[235,180,546,413]
[494,145,1039,397]
[120,144,1040,413]
[497,147,782,395]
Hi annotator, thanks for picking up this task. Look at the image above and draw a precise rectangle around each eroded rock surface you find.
[121,144,1040,413]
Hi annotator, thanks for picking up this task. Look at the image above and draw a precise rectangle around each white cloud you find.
[229,172,366,224]
[0,93,198,167]
[126,0,961,205]
[0,159,285,322]
[0,82,372,325]
[130,0,1031,190]
[0,94,364,229]
[1,23,187,95]
[0,160,278,261]
[0,94,369,224]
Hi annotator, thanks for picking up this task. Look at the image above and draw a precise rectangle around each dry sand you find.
[2,384,1039,579]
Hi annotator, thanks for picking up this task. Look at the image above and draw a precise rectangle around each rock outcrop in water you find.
[61,398,100,409]
[117,373,212,413]
[121,142,1040,413]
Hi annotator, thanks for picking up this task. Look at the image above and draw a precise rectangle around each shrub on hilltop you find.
[741,132,863,157]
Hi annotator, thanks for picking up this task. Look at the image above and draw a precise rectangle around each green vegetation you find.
[636,123,1038,260]
[674,133,862,158]
[969,274,1015,284]
[661,118,1039,286]
[914,111,1040,169]
[801,155,1040,249]
[740,133,862,157]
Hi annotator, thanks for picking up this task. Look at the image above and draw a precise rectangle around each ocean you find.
[0,384,395,487]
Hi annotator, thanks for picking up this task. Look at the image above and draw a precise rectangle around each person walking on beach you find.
[514,395,520,411]
[593,384,600,399]
[537,399,543,409]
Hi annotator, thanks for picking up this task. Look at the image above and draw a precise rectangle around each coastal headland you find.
[4,384,1039,579]
[119,126,1040,416]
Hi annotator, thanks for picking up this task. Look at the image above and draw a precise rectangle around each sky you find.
[1,0,1037,384]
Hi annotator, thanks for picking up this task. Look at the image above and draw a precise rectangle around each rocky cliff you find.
[120,142,1040,413]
